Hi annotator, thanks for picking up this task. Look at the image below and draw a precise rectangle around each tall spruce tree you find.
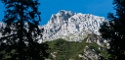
[0,0,49,60]
[99,0,125,60]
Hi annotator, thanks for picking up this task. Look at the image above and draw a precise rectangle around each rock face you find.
[86,35,108,46]
[42,10,106,42]
[79,46,102,60]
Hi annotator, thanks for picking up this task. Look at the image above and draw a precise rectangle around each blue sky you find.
[0,0,115,26]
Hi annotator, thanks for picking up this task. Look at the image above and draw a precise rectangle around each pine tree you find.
[99,0,125,60]
[0,0,49,60]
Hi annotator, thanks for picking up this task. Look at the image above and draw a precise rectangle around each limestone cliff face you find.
[41,10,106,42]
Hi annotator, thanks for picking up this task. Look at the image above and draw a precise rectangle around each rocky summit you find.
[40,10,110,59]
[41,10,106,42]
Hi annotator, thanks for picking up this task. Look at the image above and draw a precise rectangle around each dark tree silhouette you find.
[0,0,49,60]
[99,0,125,60]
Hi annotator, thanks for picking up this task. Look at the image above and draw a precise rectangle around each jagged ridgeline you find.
[41,10,106,42]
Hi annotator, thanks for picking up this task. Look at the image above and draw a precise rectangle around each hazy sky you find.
[0,0,115,25]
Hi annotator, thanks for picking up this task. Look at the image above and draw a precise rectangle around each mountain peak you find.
[50,10,75,21]
[42,10,106,42]
[57,10,75,15]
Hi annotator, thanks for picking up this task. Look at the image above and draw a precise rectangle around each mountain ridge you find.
[0,10,109,60]
[41,10,107,42]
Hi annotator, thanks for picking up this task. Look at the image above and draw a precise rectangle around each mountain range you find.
[0,10,110,60]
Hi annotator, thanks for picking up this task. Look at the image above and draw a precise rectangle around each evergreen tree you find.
[0,0,49,60]
[99,0,125,60]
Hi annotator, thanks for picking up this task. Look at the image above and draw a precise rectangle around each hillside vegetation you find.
[46,35,109,60]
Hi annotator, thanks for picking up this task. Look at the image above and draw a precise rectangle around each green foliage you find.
[46,37,108,60]
[46,38,86,60]
[99,0,125,60]
[0,0,49,60]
